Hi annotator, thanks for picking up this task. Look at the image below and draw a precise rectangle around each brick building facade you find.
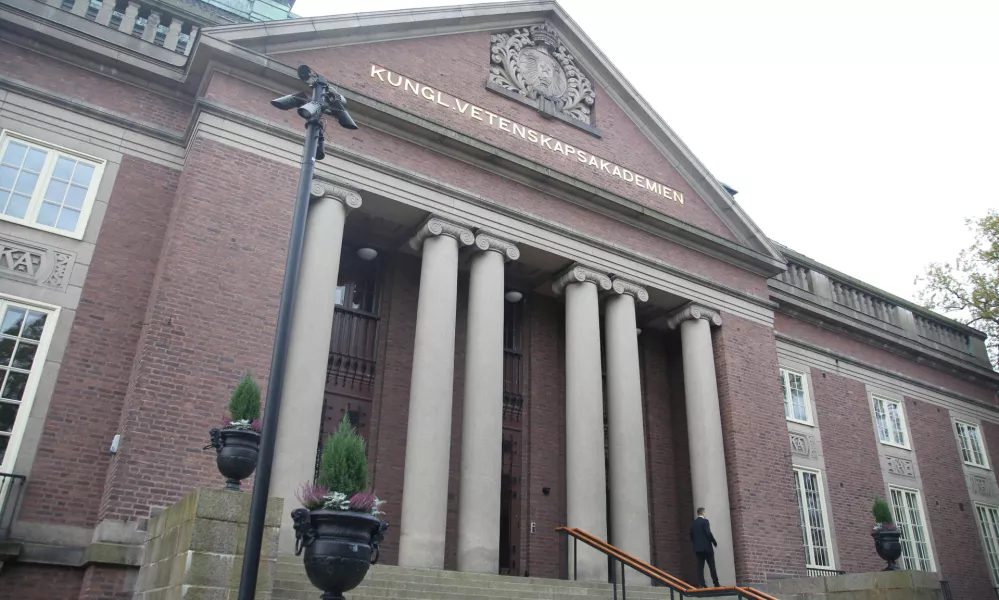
[0,1,996,599]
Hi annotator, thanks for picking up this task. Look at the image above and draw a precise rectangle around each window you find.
[0,131,105,239]
[780,367,811,424]
[956,421,989,469]
[793,468,833,568]
[0,299,56,470]
[977,504,999,585]
[889,487,934,571]
[873,395,908,448]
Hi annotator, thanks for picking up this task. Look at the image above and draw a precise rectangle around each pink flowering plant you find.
[221,372,262,433]
[297,415,384,516]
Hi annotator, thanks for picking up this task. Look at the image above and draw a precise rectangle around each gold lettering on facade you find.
[369,64,684,205]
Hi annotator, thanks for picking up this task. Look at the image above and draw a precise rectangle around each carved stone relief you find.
[886,455,915,478]
[789,433,818,459]
[970,474,997,498]
[488,22,596,128]
[0,236,75,292]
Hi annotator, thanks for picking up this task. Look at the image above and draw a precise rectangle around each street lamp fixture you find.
[236,65,357,600]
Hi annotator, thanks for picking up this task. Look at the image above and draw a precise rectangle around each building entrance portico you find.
[268,183,738,585]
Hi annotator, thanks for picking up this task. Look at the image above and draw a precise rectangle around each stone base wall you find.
[759,571,942,600]
[133,488,283,600]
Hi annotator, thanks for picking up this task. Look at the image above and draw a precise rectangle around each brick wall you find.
[810,370,883,572]
[666,332,697,582]
[524,294,565,579]
[17,156,179,527]
[0,564,85,600]
[204,73,770,299]
[641,331,682,574]
[775,313,996,404]
[713,315,804,583]
[98,137,299,523]
[0,41,192,133]
[77,565,134,600]
[908,397,994,599]
[368,255,420,564]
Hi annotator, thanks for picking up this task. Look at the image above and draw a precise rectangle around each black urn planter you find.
[206,428,260,490]
[872,524,903,571]
[292,508,389,600]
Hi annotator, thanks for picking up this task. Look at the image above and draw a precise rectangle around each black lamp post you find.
[236,64,357,600]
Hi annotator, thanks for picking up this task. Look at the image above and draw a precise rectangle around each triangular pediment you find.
[204,1,784,268]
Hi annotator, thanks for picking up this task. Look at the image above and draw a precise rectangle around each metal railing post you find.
[611,556,618,600]
[573,536,577,581]
[621,560,626,600]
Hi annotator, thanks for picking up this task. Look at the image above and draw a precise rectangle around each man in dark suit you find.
[690,507,719,588]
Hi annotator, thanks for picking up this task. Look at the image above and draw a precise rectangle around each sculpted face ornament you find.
[489,22,596,127]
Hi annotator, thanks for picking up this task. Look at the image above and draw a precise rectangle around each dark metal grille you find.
[0,472,26,540]
[327,309,379,389]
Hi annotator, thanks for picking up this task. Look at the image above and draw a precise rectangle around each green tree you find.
[317,415,368,496]
[228,372,261,422]
[917,210,999,370]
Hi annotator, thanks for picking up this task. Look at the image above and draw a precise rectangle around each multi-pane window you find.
[0,132,104,238]
[977,504,999,585]
[0,300,53,469]
[873,395,908,448]
[956,421,989,468]
[793,469,833,568]
[889,487,934,571]
[780,367,811,424]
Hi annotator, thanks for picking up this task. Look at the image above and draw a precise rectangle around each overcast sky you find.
[291,0,998,305]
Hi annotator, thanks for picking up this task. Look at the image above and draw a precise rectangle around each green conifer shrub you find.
[872,496,895,525]
[317,414,368,496]
[228,372,261,422]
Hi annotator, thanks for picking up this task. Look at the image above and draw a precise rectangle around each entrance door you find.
[499,298,524,575]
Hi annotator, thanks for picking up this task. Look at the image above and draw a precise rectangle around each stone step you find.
[272,560,694,600]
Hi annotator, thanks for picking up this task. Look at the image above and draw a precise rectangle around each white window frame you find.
[0,295,59,474]
[780,367,813,425]
[888,485,935,572]
[956,420,990,470]
[873,395,910,449]
[976,503,999,586]
[0,130,106,240]
[793,467,835,569]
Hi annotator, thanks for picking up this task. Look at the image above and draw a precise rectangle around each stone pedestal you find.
[758,570,943,600]
[133,488,283,600]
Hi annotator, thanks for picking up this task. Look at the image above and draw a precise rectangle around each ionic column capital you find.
[473,232,520,261]
[610,278,649,302]
[310,182,362,210]
[666,303,722,329]
[409,216,475,251]
[552,264,612,295]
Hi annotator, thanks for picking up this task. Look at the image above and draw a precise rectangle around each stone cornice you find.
[552,264,612,295]
[310,181,362,210]
[666,303,723,329]
[474,232,520,261]
[610,278,649,302]
[409,216,475,251]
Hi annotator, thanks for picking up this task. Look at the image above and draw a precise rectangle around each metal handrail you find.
[557,527,780,600]
[0,472,27,539]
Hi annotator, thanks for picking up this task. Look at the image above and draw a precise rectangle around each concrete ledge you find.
[759,570,942,600]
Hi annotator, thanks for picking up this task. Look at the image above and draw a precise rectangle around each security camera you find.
[326,93,358,130]
[270,92,309,111]
[298,64,316,83]
[296,101,323,120]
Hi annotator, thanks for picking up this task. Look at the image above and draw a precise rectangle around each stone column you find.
[667,303,736,586]
[398,216,474,569]
[117,1,139,34]
[605,279,652,583]
[163,18,183,51]
[184,26,199,56]
[553,264,611,582]
[71,0,89,17]
[95,0,116,26]
[456,233,519,574]
[269,183,360,554]
[141,11,161,42]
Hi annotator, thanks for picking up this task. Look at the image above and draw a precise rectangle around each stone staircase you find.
[273,558,692,600]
